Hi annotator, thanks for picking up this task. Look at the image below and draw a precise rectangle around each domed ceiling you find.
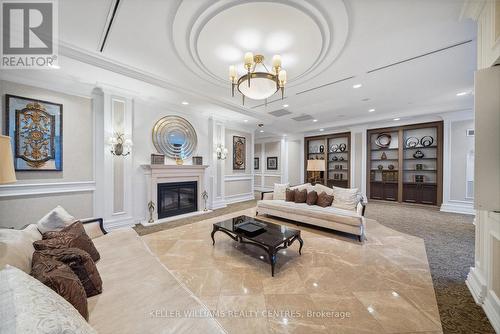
[172,0,349,88]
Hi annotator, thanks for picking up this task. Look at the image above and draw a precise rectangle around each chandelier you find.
[229,52,287,105]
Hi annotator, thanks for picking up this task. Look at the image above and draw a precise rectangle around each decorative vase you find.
[381,152,387,160]
[413,150,424,159]
[377,165,384,170]
[388,164,395,170]
[175,156,184,165]
[319,145,324,153]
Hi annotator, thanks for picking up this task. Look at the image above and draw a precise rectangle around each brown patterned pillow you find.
[317,191,334,207]
[294,189,307,203]
[34,221,100,262]
[306,190,318,205]
[285,189,295,202]
[31,256,88,320]
[33,248,102,297]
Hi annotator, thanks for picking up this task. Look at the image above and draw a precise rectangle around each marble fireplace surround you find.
[141,165,209,225]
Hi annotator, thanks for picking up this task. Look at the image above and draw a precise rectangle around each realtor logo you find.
[1,0,58,68]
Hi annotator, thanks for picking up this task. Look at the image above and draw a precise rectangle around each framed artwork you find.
[267,156,278,170]
[5,95,63,171]
[254,157,259,170]
[233,135,246,170]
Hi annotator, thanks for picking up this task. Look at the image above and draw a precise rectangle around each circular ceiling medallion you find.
[172,0,349,89]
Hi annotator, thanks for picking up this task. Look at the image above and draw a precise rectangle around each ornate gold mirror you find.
[152,116,197,159]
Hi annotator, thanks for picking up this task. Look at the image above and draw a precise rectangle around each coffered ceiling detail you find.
[172,0,349,89]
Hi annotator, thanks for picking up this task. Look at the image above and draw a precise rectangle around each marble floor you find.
[141,208,442,334]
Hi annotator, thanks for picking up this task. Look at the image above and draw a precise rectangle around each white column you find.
[92,87,105,219]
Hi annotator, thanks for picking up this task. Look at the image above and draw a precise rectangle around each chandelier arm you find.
[262,63,270,73]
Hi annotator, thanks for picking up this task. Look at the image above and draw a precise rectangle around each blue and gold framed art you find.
[5,94,63,171]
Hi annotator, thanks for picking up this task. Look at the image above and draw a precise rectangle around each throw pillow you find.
[332,186,360,211]
[317,191,334,207]
[33,248,102,297]
[0,265,96,333]
[37,206,76,234]
[31,256,89,320]
[306,190,318,206]
[285,189,295,202]
[273,183,289,200]
[34,221,100,262]
[0,224,41,273]
[294,189,307,203]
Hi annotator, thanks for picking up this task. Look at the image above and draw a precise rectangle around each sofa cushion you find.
[87,228,225,333]
[33,248,102,297]
[332,186,360,211]
[290,183,314,192]
[285,188,295,202]
[273,183,289,200]
[31,256,89,320]
[306,190,318,205]
[35,221,100,262]
[294,189,307,203]
[313,183,334,196]
[258,200,363,227]
[317,191,334,207]
[0,265,96,334]
[37,205,76,234]
[0,224,41,273]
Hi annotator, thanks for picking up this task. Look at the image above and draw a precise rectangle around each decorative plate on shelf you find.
[420,136,434,147]
[405,137,419,148]
[375,133,391,148]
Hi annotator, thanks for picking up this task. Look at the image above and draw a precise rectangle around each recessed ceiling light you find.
[319,128,324,132]
[283,104,289,108]
[259,130,264,133]
[456,91,469,96]
[181,101,189,105]
[368,108,375,112]
[243,119,248,122]
[313,119,318,122]
[352,84,362,89]
[393,118,400,121]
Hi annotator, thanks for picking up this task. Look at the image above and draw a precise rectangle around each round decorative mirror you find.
[152,116,197,159]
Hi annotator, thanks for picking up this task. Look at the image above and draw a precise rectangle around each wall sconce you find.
[109,132,132,156]
[216,144,228,160]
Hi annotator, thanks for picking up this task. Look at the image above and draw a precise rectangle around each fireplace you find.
[157,181,198,219]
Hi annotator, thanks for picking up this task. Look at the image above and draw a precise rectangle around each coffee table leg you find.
[211,225,218,246]
[268,247,277,277]
[298,233,304,255]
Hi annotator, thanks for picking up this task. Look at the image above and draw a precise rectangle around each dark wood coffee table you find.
[211,215,303,276]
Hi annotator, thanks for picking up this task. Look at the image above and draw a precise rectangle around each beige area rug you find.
[141,207,443,334]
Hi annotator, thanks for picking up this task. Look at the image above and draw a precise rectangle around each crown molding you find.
[59,42,252,115]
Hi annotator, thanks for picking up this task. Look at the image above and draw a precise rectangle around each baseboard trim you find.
[225,193,255,205]
[0,181,96,198]
[104,216,136,230]
[483,292,500,333]
[440,201,475,215]
[210,199,227,210]
[466,267,487,304]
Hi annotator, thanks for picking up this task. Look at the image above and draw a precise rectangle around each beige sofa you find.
[1,219,225,334]
[257,183,366,241]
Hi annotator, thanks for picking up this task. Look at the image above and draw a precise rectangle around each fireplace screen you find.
[157,181,197,219]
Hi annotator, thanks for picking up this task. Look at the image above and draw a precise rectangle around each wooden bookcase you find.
[304,132,351,188]
[367,121,443,206]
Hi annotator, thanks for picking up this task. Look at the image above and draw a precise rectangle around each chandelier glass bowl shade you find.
[229,52,287,103]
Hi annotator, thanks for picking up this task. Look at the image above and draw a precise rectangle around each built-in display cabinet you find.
[367,121,443,205]
[304,132,350,188]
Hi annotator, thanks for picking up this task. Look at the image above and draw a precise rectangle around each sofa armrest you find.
[81,218,107,239]
[356,201,367,217]
[261,192,274,200]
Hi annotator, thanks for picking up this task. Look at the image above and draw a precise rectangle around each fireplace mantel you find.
[141,164,210,225]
